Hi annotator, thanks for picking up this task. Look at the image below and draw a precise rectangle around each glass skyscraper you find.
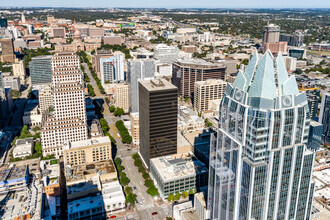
[208,51,315,220]
[30,55,53,85]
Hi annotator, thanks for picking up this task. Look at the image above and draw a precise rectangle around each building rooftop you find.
[0,165,28,183]
[65,136,110,150]
[195,79,227,86]
[176,58,226,68]
[139,78,177,91]
[150,154,208,182]
[16,137,34,146]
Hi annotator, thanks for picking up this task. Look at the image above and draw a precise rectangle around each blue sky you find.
[1,0,330,8]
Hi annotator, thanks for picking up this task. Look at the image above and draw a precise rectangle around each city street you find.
[84,65,172,219]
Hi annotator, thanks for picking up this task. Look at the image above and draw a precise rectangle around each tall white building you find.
[41,52,88,157]
[38,85,53,114]
[100,51,125,85]
[208,51,315,220]
[154,44,180,64]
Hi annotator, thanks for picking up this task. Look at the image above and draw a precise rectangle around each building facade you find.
[38,85,53,114]
[319,93,330,144]
[130,112,140,145]
[139,79,178,167]
[100,51,125,85]
[172,59,226,98]
[208,51,315,220]
[30,55,53,85]
[127,59,155,113]
[41,52,88,157]
[0,38,15,63]
[308,121,323,151]
[12,60,26,83]
[194,79,227,113]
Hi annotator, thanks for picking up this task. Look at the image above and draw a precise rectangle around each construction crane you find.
[299,82,321,91]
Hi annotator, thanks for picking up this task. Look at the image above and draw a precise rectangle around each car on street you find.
[152,212,158,216]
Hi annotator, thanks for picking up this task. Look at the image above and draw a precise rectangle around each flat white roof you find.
[66,136,110,150]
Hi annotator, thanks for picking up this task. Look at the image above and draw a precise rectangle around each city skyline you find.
[1,0,330,8]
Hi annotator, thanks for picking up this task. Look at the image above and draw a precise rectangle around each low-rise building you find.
[13,137,34,158]
[178,106,204,132]
[23,100,42,126]
[0,165,29,193]
[150,153,208,199]
[64,136,112,166]
[105,83,129,113]
[3,75,20,91]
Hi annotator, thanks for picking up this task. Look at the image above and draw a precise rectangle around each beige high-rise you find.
[12,60,26,83]
[130,112,139,145]
[194,79,227,113]
[41,52,88,157]
[38,85,53,114]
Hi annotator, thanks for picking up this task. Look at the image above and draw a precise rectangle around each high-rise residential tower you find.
[208,51,315,220]
[100,51,125,85]
[262,23,280,45]
[139,78,178,167]
[41,52,88,157]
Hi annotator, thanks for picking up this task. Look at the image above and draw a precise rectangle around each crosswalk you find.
[136,203,154,211]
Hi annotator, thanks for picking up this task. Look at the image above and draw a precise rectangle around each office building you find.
[3,76,20,91]
[64,136,111,166]
[38,85,53,114]
[130,112,140,145]
[92,49,113,73]
[308,121,323,151]
[105,83,129,113]
[0,18,8,28]
[150,154,208,199]
[41,52,88,157]
[283,56,297,72]
[22,100,42,126]
[262,41,288,55]
[208,51,315,220]
[172,59,226,98]
[289,48,306,60]
[51,27,66,38]
[100,51,125,85]
[30,55,53,85]
[103,35,122,45]
[194,79,227,113]
[319,93,330,144]
[12,60,26,83]
[139,78,178,167]
[0,38,15,63]
[280,30,304,47]
[262,23,280,45]
[306,90,320,120]
[154,44,180,64]
[127,59,155,113]
[13,138,34,158]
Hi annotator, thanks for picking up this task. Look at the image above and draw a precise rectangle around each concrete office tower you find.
[41,52,88,157]
[194,79,227,113]
[154,44,180,64]
[38,85,53,114]
[100,51,125,85]
[172,59,226,98]
[0,38,15,63]
[30,55,53,85]
[319,93,330,144]
[262,23,280,45]
[12,60,26,83]
[127,59,155,113]
[139,78,178,167]
[208,51,315,220]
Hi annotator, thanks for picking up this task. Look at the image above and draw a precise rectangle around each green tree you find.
[132,153,140,160]
[33,132,40,139]
[182,191,189,198]
[109,105,116,112]
[189,189,194,195]
[134,158,142,167]
[138,166,146,173]
[105,97,110,104]
[126,193,137,205]
[142,172,150,180]
[114,107,124,117]
[87,84,95,97]
[144,179,154,188]
[125,186,133,195]
[174,192,181,200]
[167,193,174,202]
[147,186,159,197]
[34,142,42,154]
[32,126,40,132]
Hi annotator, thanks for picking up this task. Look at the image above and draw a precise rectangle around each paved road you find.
[84,65,173,220]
